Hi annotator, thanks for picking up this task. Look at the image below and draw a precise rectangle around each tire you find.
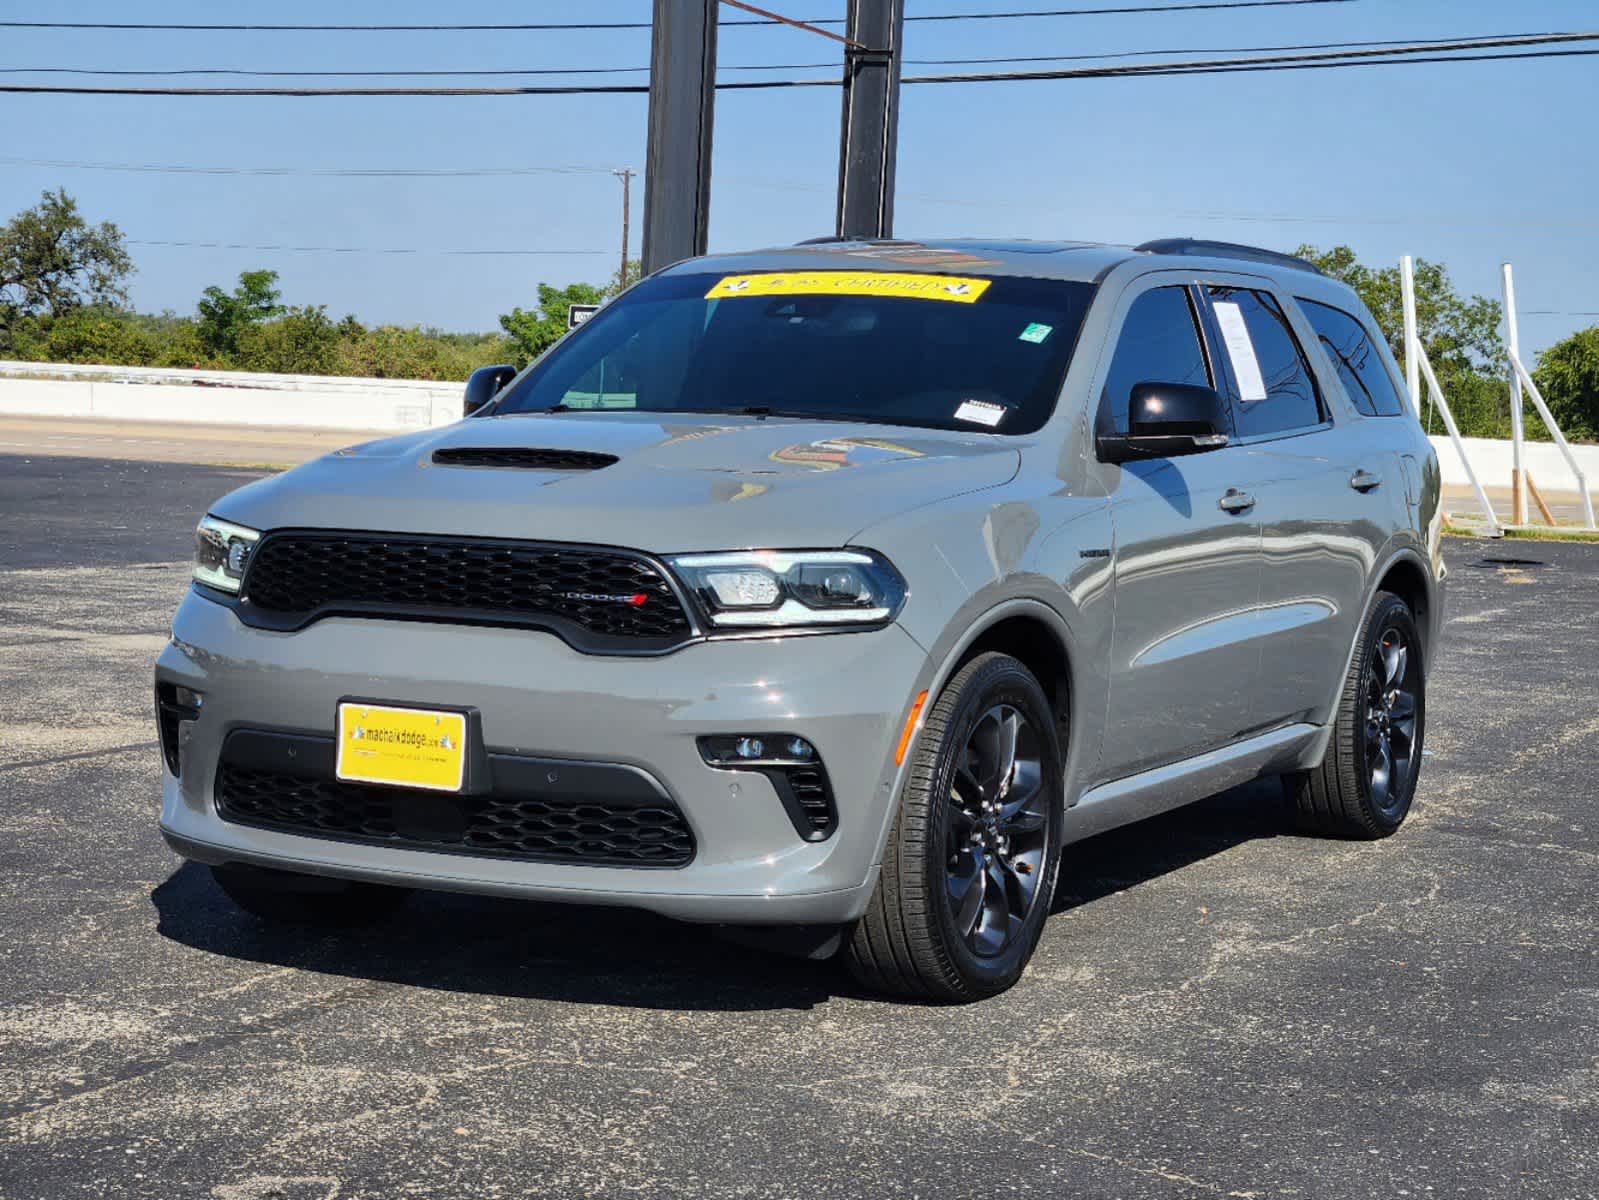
[846,652,1064,1002]
[1284,591,1425,839]
[211,862,412,925]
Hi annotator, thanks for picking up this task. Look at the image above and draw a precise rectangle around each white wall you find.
[0,361,463,431]
[1430,435,1599,493]
[2,363,1595,492]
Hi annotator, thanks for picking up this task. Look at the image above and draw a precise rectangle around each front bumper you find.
[156,589,931,924]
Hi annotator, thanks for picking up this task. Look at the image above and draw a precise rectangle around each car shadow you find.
[152,778,1290,1011]
[1053,776,1287,913]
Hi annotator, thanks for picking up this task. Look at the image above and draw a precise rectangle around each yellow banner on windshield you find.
[705,271,992,304]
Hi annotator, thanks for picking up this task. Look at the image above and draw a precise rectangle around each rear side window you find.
[1299,298,1406,417]
[1098,286,1212,435]
[1205,286,1324,438]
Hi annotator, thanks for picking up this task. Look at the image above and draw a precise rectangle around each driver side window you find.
[1099,286,1214,435]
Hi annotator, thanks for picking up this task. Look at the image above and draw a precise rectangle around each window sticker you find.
[1018,322,1053,344]
[953,399,1007,427]
[1212,301,1269,402]
[704,271,992,305]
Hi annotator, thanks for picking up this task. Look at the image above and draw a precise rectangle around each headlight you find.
[193,515,260,594]
[667,549,906,629]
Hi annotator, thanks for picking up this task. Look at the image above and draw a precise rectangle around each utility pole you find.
[612,168,634,289]
[641,0,717,274]
[835,0,906,240]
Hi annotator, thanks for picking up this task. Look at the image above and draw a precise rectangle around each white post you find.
[1401,255,1420,417]
[1501,262,1527,525]
[1417,343,1501,537]
[1508,352,1598,529]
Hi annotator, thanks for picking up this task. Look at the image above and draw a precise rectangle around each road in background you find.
[0,414,382,470]
[2,439,1597,1199]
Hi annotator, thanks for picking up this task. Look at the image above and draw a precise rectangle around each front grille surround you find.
[230,530,696,653]
[214,729,696,868]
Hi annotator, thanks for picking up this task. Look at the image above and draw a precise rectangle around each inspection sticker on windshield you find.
[1212,301,1269,402]
[954,399,1007,427]
[705,271,992,304]
[1018,322,1053,344]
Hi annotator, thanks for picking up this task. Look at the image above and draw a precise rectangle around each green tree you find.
[196,269,285,359]
[236,305,339,374]
[498,280,606,368]
[1533,326,1599,443]
[607,259,643,297]
[0,189,133,333]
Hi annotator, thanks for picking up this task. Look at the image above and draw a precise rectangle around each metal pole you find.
[613,168,634,289]
[835,0,906,240]
[1508,351,1598,529]
[1400,255,1420,417]
[1501,262,1527,525]
[642,0,717,274]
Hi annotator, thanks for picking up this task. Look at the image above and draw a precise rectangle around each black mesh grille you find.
[216,760,695,867]
[431,447,619,471]
[239,532,692,647]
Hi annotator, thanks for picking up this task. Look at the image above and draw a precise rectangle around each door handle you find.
[1350,469,1382,493]
[1218,488,1256,514]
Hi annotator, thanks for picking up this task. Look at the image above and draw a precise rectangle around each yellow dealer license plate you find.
[335,703,467,793]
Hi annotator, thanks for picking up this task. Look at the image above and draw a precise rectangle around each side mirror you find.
[463,364,517,418]
[1097,381,1230,464]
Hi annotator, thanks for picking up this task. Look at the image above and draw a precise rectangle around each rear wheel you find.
[211,863,412,925]
[846,652,1063,1002]
[1285,592,1425,839]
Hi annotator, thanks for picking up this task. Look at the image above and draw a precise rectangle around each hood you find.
[212,412,1020,552]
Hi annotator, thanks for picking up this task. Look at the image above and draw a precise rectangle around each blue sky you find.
[4,0,1595,354]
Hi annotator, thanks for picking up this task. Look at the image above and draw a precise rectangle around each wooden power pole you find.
[613,168,634,288]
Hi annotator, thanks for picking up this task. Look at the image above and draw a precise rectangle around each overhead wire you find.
[2,33,1597,95]
[0,2,1358,33]
[128,239,609,256]
[3,32,1576,80]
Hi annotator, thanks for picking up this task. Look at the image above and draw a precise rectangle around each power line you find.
[2,157,622,178]
[10,155,1594,229]
[6,32,1570,80]
[2,32,1595,96]
[128,239,609,256]
[0,3,1357,33]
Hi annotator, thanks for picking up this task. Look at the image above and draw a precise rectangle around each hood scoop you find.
[431,447,619,471]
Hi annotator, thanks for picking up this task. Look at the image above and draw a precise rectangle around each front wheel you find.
[1284,591,1425,839]
[846,652,1064,1002]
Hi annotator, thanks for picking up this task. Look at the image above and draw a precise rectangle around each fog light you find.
[698,733,817,767]
[173,685,203,710]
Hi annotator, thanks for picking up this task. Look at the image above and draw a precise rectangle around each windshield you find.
[491,269,1096,435]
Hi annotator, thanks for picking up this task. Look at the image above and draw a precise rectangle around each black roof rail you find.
[1134,238,1323,276]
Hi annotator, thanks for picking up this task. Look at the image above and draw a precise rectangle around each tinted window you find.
[1299,297,1406,417]
[493,271,1096,435]
[1098,286,1212,435]
[1206,286,1324,438]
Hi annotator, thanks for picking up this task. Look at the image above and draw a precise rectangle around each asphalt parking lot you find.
[2,445,1596,1200]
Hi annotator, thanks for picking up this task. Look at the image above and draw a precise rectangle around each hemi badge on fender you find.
[1079,548,1112,559]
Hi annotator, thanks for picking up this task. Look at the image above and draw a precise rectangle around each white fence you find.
[3,359,1596,499]
[0,360,464,431]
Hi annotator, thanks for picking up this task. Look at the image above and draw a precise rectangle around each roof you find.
[678,238,1134,284]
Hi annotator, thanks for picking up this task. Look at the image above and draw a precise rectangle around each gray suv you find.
[157,237,1444,1001]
